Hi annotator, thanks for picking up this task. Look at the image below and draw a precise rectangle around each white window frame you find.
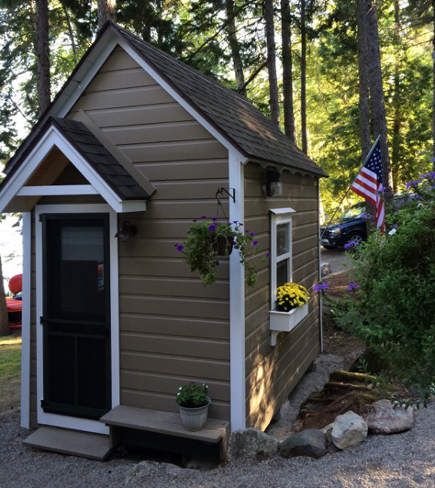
[270,208,296,306]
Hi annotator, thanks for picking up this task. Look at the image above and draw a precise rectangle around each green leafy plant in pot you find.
[175,217,259,286]
[176,383,211,431]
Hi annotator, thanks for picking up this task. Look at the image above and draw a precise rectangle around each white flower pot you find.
[179,399,210,431]
[269,303,309,346]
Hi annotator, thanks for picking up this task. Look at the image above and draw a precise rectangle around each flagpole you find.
[320,136,381,238]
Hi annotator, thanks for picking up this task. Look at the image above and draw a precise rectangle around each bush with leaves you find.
[335,174,435,397]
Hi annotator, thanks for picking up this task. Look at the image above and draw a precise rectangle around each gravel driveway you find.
[1,403,434,488]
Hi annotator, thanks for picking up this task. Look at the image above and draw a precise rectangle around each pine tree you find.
[356,0,371,160]
[264,0,280,125]
[35,0,51,116]
[300,0,308,152]
[225,0,246,96]
[97,0,116,29]
[281,0,295,141]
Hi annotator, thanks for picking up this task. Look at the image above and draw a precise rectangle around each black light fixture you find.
[115,221,137,241]
[262,168,282,197]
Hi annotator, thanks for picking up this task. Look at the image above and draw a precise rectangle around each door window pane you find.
[277,223,290,256]
[58,225,105,319]
[276,259,289,287]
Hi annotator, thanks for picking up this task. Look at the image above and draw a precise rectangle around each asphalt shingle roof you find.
[115,25,326,177]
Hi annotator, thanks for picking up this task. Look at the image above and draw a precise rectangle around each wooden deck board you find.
[23,427,112,460]
[101,405,228,444]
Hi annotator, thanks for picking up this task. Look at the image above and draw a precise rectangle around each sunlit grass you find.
[0,334,21,412]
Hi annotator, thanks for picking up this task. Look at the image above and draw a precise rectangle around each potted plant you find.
[175,217,258,286]
[269,282,310,345]
[176,382,211,431]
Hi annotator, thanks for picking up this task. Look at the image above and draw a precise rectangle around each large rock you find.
[366,399,415,434]
[278,429,327,458]
[331,411,368,450]
[230,428,278,459]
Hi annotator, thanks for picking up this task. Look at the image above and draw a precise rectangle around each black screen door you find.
[41,214,111,420]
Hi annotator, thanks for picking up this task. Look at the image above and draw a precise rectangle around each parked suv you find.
[320,204,368,249]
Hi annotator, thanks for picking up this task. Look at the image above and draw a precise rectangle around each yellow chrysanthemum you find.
[276,282,310,311]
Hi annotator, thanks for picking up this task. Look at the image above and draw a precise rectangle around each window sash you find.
[271,212,293,305]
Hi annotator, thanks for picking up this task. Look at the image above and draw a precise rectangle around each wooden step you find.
[24,426,112,460]
[101,405,229,444]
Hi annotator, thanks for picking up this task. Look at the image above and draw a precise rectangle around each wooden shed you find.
[0,22,326,460]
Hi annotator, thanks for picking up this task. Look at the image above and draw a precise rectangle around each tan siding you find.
[244,163,321,430]
[68,46,230,420]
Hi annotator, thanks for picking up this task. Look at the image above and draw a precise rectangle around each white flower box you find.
[269,303,309,346]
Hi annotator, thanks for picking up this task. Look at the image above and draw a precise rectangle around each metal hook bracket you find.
[215,187,235,204]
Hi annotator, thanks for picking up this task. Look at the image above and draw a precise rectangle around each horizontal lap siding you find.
[69,47,230,420]
[244,163,320,430]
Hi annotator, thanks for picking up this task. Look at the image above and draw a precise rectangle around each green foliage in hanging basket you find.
[175,218,259,286]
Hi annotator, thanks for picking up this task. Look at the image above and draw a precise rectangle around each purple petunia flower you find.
[313,282,329,292]
[347,281,360,292]
[420,171,435,180]
[252,240,258,247]
[344,240,357,250]
[212,217,217,221]
[249,231,256,237]
[175,243,184,252]
[265,250,270,257]
[405,179,422,189]
[208,223,217,232]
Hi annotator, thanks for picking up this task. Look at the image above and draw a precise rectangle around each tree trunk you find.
[432,0,435,169]
[264,0,280,126]
[300,0,308,153]
[0,256,8,336]
[391,0,401,192]
[356,0,371,160]
[281,0,295,141]
[97,0,116,30]
[35,0,51,116]
[364,0,391,195]
[226,0,246,96]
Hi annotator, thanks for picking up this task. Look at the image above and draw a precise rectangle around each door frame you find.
[35,204,120,435]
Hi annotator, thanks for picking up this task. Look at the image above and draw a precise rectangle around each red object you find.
[6,274,23,330]
[6,298,22,313]
[8,274,22,295]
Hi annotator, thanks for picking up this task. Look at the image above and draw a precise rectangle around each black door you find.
[41,214,111,420]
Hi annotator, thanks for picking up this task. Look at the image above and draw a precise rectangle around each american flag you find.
[351,138,385,231]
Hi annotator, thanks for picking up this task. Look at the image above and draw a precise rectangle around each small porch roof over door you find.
[0,117,150,213]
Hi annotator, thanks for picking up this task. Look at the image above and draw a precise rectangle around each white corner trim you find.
[17,185,98,196]
[0,125,143,214]
[229,150,246,432]
[35,204,120,435]
[117,39,246,160]
[20,211,31,429]
[318,183,323,352]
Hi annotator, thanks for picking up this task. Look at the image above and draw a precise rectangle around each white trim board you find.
[35,204,120,435]
[0,125,146,214]
[17,185,98,196]
[228,150,246,432]
[20,212,32,429]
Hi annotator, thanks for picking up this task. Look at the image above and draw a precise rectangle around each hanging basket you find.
[214,235,233,256]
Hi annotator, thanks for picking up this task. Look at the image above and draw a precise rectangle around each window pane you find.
[58,225,105,319]
[277,223,290,255]
[276,260,289,287]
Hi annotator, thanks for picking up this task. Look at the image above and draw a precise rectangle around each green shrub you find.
[336,177,435,396]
